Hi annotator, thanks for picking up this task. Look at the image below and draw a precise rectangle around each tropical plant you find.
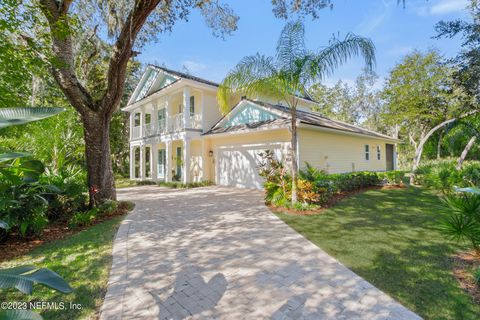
[0,108,64,239]
[440,188,480,256]
[0,265,72,320]
[218,21,375,204]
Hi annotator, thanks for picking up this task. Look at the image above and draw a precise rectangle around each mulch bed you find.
[0,201,133,263]
[269,184,406,216]
[453,252,480,304]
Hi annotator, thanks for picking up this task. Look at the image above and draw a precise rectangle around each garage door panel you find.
[216,145,284,189]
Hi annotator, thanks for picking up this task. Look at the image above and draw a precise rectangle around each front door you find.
[386,144,394,171]
[176,146,182,180]
[157,149,166,180]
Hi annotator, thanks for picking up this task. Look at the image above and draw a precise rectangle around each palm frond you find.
[307,33,376,83]
[218,54,281,114]
[0,107,64,128]
[0,266,72,295]
[276,21,307,71]
[0,309,43,320]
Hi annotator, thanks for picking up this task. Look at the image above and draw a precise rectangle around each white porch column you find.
[139,108,145,138]
[165,96,171,132]
[183,139,191,184]
[151,143,158,180]
[139,144,145,180]
[129,112,134,139]
[166,141,172,182]
[152,102,158,134]
[129,146,135,179]
[183,87,190,129]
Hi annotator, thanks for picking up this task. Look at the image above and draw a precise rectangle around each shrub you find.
[414,158,480,191]
[377,170,406,185]
[157,180,213,188]
[474,267,480,286]
[69,208,99,228]
[440,190,480,256]
[137,180,157,186]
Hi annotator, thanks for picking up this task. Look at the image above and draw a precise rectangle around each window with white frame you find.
[377,145,381,160]
[189,96,195,116]
[365,144,370,160]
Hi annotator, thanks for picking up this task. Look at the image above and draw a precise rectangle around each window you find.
[158,108,166,121]
[365,144,370,160]
[189,96,195,116]
[377,145,381,160]
[179,104,183,114]
[145,113,151,124]
[134,113,140,127]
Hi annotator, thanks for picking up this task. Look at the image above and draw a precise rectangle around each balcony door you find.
[157,149,166,180]
[158,108,166,131]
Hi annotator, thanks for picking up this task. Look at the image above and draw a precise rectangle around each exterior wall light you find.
[209,150,214,157]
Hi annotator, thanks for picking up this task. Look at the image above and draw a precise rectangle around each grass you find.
[275,187,480,320]
[0,216,124,319]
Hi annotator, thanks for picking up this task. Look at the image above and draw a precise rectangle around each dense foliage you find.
[441,187,480,256]
[414,158,480,192]
[258,150,404,209]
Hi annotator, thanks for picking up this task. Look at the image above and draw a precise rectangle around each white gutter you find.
[298,123,400,143]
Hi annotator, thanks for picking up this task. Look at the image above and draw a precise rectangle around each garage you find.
[215,144,286,189]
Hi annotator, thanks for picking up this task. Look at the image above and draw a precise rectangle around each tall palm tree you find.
[218,21,376,204]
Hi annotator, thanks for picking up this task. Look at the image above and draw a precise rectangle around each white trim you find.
[206,124,290,138]
[298,123,400,143]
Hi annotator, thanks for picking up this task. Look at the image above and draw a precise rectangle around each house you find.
[122,65,399,189]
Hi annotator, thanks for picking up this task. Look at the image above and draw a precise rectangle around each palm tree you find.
[218,21,375,204]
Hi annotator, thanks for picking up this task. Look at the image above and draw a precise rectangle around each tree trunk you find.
[457,136,477,170]
[291,104,298,205]
[437,129,443,159]
[83,110,116,207]
[410,118,460,184]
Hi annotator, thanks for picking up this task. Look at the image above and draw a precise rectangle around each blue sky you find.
[138,0,469,88]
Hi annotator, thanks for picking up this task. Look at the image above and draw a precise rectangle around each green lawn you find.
[276,187,480,320]
[0,217,124,319]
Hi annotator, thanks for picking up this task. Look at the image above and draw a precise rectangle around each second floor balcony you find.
[131,113,202,139]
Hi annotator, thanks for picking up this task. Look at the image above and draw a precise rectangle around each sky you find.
[138,0,470,88]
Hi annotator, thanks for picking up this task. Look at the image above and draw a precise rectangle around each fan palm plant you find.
[218,21,375,204]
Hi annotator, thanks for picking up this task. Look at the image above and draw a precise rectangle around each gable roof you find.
[149,64,220,88]
[205,99,398,141]
[127,64,219,106]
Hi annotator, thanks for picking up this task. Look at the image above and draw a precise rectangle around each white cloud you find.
[414,0,468,16]
[181,60,207,73]
[356,0,394,35]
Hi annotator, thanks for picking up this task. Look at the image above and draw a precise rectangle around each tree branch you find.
[99,0,162,116]
[39,0,94,115]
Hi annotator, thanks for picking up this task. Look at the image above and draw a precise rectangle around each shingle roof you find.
[205,99,397,141]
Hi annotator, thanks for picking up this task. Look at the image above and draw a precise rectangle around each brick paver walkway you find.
[100,186,421,320]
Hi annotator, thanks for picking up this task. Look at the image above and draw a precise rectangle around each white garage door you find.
[216,144,284,189]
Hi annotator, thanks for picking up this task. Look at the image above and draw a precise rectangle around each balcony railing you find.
[132,126,141,139]
[190,114,202,129]
[144,123,156,136]
[169,113,185,132]
[131,113,202,139]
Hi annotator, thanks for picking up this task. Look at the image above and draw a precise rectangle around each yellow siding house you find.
[123,65,398,189]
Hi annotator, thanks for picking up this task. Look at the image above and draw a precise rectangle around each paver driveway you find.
[100,186,420,320]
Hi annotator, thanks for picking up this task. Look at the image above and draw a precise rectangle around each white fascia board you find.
[122,80,184,112]
[206,123,289,139]
[298,123,400,143]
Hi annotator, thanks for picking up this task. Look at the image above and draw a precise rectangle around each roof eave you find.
[298,123,400,142]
